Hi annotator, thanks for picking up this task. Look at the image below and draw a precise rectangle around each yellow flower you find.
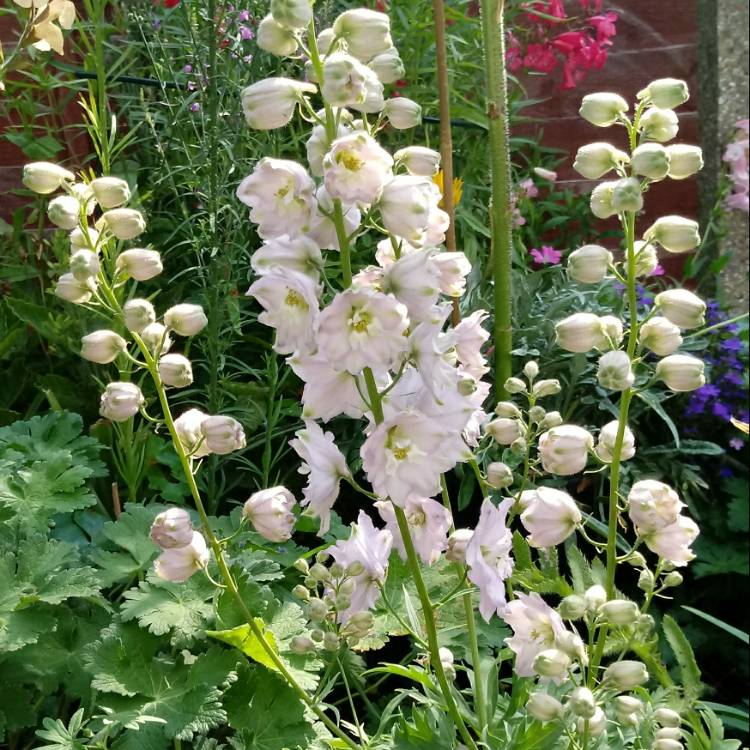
[731,417,749,435]
[30,0,76,56]
[432,170,463,209]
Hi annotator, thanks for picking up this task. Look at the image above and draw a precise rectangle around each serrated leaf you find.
[512,531,532,571]
[207,620,280,673]
[662,614,703,703]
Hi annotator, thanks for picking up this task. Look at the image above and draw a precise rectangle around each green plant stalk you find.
[95,279,360,750]
[479,0,514,402]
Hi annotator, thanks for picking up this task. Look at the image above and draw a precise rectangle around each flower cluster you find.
[11,0,76,56]
[149,507,210,581]
[723,119,749,212]
[507,0,618,90]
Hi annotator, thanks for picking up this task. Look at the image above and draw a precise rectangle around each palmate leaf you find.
[223,664,315,750]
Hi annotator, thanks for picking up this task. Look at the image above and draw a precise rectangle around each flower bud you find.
[154,531,209,582]
[663,571,684,588]
[656,354,706,392]
[150,507,193,549]
[541,411,563,429]
[55,273,96,304]
[394,146,441,177]
[158,354,193,388]
[638,78,689,110]
[241,78,316,130]
[308,599,328,621]
[527,693,564,722]
[652,740,683,750]
[346,560,365,577]
[70,225,99,251]
[568,244,612,284]
[638,568,656,591]
[70,249,100,281]
[524,360,540,380]
[533,379,562,398]
[641,107,679,143]
[201,415,246,454]
[90,176,131,209]
[644,216,700,254]
[510,437,527,456]
[368,47,405,84]
[597,350,634,391]
[383,97,422,129]
[505,377,527,394]
[257,14,298,56]
[584,585,607,611]
[332,8,392,62]
[486,417,524,445]
[294,558,309,574]
[555,313,605,353]
[599,599,639,625]
[140,322,173,355]
[292,584,310,600]
[495,401,522,419]
[528,406,546,424]
[612,177,644,213]
[243,486,296,542]
[486,462,514,489]
[519,487,581,547]
[579,92,629,127]
[323,631,340,651]
[48,195,80,230]
[654,289,705,329]
[81,329,127,364]
[639,317,683,356]
[557,631,588,665]
[655,728,683,742]
[578,706,606,737]
[595,420,636,463]
[22,161,75,194]
[590,181,617,219]
[634,240,660,277]
[568,687,597,719]
[538,424,593,476]
[626,551,647,568]
[573,142,629,179]
[270,0,312,29]
[100,382,144,422]
[101,208,146,240]
[615,695,643,718]
[603,660,649,690]
[533,649,571,678]
[290,635,316,654]
[601,315,624,349]
[164,303,208,337]
[558,594,587,620]
[116,249,163,281]
[438,647,456,680]
[632,143,671,180]
[123,298,156,333]
[446,528,473,563]
[653,708,681,728]
[666,144,703,180]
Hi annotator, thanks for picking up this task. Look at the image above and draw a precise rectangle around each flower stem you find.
[479,0,514,402]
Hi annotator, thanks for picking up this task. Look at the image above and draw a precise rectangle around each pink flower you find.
[524,43,558,73]
[589,12,618,45]
[651,264,666,277]
[530,246,562,265]
[518,177,539,198]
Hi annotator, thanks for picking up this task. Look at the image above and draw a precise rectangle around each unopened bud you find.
[293,558,309,574]
[486,417,524,445]
[116,249,163,281]
[323,632,340,651]
[666,145,703,180]
[541,411,563,429]
[505,377,527,394]
[579,92,628,127]
[446,529,473,563]
[533,649,571,678]
[663,571,683,588]
[70,249,100,281]
[308,599,328,621]
[638,568,656,591]
[101,208,146,240]
[528,406,546,424]
[638,78,689,110]
[309,563,330,581]
[383,97,422,130]
[329,562,345,579]
[524,361,540,380]
[486,462,514,489]
[603,660,649,690]
[599,599,639,625]
[653,708,681,728]
[290,635,316,654]
[568,244,612,284]
[568,687,596,719]
[615,695,643,718]
[495,401,522,419]
[293,584,310,600]
[652,740,683,750]
[510,437,527,456]
[310,628,325,642]
[558,594,587,620]
[23,161,75,194]
[527,693,564,722]
[578,706,606,737]
[573,142,629,179]
[632,143,671,180]
[656,728,683,741]
[257,14,298,56]
[90,176,131,209]
[640,107,679,143]
[584,585,606,611]
[123,298,156,333]
[346,561,365,576]
[533,379,562,398]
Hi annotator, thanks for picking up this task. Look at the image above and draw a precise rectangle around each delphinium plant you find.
[24,3,740,748]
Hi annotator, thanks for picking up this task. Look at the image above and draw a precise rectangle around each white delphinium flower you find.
[70,225,100,251]
[288,351,374,421]
[158,353,194,388]
[381,249,441,323]
[321,53,384,113]
[638,78,689,109]
[237,158,316,239]
[69,249,100,281]
[538,424,594,476]
[597,350,635,391]
[368,46,405,84]
[527,694,564,722]
[329,511,393,623]
[140,322,173,356]
[323,131,394,205]
[80,330,127,364]
[654,289,706,328]
[452,310,490,379]
[155,531,210,582]
[640,107,679,142]
[47,195,80,230]
[465,498,514,621]
[573,142,629,179]
[243,486,296,542]
[631,143,671,180]
[361,410,468,505]
[69,183,95,216]
[644,515,700,566]
[376,495,452,565]
[251,235,323,281]
[316,288,408,374]
[485,417,524,445]
[201,416,246,454]
[504,592,568,677]
[394,146,441,177]
[257,14,298,56]
[90,176,131,209]
[555,313,606,353]
[666,144,704,180]
[579,92,628,127]
[123,299,156,333]
[567,244,612,284]
[241,78,317,130]
[22,161,75,194]
[424,205,450,247]
[644,216,701,254]
[164,303,208,337]
[406,307,459,396]
[595,420,636,462]
[247,267,320,355]
[432,251,471,296]
[656,354,706,392]
[116,249,163,281]
[150,507,193,549]
[306,119,351,177]
[174,408,211,458]
[289,420,351,535]
[270,0,313,29]
[383,97,422,129]
[518,487,582,548]
[627,480,683,533]
[379,176,439,245]
[634,240,660,276]
[639,316,683,356]
[332,9,392,62]
[100,208,146,240]
[307,185,362,251]
[374,237,419,268]
[589,181,616,219]
[99,382,144,422]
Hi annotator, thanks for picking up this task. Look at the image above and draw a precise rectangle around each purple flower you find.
[238,9,250,21]
[190,102,201,112]
[729,437,745,451]
[530,246,562,265]
[239,25,254,40]
[720,467,735,478]
[720,338,743,353]
[183,64,193,74]
[712,402,732,421]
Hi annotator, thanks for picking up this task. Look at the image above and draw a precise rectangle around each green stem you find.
[479,0,514,402]
[683,311,748,339]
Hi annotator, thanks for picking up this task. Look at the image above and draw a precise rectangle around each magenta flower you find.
[530,246,562,265]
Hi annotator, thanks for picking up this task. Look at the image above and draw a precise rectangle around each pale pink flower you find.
[381,249,441,323]
[150,507,193,549]
[155,531,210,582]
[519,487,582,547]
[627,480,684,534]
[307,186,362,251]
[530,246,562,265]
[646,515,699,567]
[466,498,514,622]
[243,486,296,542]
[323,131,393,205]
[452,310,490,379]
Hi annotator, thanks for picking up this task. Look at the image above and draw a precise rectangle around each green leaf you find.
[512,531,533,571]
[662,614,703,703]
[635,390,680,447]
[121,573,215,645]
[223,665,315,750]
[207,620,280,673]
[681,606,749,644]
